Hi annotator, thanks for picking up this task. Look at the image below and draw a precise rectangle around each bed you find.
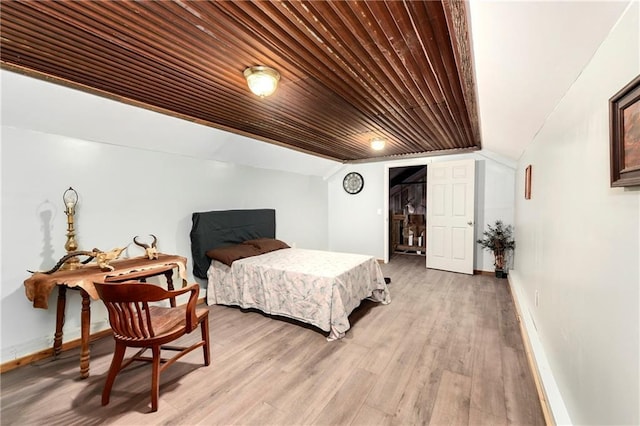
[190,209,390,340]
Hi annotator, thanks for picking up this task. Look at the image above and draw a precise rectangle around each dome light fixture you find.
[370,137,386,151]
[243,65,280,98]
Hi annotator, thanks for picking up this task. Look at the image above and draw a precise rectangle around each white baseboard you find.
[508,270,572,426]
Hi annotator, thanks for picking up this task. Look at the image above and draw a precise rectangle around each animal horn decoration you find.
[134,234,159,259]
[28,251,97,274]
[28,246,127,274]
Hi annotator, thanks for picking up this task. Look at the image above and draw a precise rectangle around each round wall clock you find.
[343,172,364,194]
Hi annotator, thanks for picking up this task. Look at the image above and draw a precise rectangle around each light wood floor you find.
[0,254,545,425]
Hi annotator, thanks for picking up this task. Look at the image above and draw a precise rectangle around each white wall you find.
[1,98,330,364]
[511,3,639,424]
[327,152,516,272]
[0,70,341,179]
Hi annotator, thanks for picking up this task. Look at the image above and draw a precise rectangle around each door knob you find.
[467,221,473,226]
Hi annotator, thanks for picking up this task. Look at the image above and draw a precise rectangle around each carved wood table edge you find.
[23,254,188,379]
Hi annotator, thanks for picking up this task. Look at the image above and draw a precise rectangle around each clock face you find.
[343,172,364,194]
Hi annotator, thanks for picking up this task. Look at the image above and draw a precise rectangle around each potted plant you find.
[477,220,515,278]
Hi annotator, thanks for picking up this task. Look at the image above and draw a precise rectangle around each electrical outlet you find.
[534,290,539,307]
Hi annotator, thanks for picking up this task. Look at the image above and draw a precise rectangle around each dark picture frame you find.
[610,74,640,187]
[525,165,532,199]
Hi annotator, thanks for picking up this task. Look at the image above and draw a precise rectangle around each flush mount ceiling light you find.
[370,137,386,151]
[243,66,280,98]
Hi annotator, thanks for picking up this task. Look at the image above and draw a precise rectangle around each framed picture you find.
[524,165,532,199]
[610,74,640,187]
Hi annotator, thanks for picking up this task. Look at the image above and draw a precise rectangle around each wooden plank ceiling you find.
[0,0,480,162]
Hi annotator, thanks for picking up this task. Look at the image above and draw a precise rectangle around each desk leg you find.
[164,270,176,307]
[79,289,91,379]
[53,286,67,357]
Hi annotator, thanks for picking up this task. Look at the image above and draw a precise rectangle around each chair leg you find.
[201,316,210,366]
[150,345,161,412]
[102,341,126,406]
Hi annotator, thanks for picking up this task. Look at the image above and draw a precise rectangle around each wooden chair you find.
[94,281,210,412]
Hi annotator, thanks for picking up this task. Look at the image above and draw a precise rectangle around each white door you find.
[426,159,475,274]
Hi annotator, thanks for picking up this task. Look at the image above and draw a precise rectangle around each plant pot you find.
[495,269,507,279]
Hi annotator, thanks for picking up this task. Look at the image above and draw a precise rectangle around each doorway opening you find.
[388,165,427,261]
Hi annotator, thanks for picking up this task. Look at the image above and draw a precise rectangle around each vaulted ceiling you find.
[0,0,480,163]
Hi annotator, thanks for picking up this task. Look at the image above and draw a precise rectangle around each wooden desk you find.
[24,254,187,379]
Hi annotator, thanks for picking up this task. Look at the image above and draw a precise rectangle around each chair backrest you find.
[94,281,176,340]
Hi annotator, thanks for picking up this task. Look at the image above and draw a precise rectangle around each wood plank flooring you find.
[0,254,545,425]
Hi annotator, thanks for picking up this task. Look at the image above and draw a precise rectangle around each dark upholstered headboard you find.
[190,209,276,279]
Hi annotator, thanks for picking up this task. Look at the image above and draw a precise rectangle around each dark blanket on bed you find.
[190,209,276,279]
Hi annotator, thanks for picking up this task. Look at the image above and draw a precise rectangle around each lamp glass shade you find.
[63,186,78,213]
[244,66,280,97]
[370,138,386,150]
[63,187,78,207]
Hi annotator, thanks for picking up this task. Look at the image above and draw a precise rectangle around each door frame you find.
[383,158,431,264]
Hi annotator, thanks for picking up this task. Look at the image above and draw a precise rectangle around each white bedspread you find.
[206,248,390,340]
